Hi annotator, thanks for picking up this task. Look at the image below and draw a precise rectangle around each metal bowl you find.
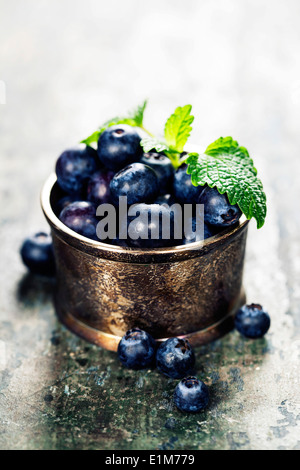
[41,173,248,351]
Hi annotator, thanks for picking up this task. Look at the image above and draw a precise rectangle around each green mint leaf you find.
[140,137,171,154]
[187,151,267,229]
[205,136,257,175]
[81,100,148,146]
[164,105,194,153]
[131,99,148,126]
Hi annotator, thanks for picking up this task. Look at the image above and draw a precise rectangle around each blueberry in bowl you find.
[97,125,142,171]
[110,163,159,206]
[59,201,99,241]
[56,145,99,196]
[141,152,174,195]
[198,186,242,228]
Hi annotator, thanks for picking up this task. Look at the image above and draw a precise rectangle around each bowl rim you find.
[41,173,249,262]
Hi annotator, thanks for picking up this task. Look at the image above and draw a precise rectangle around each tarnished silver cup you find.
[41,173,248,351]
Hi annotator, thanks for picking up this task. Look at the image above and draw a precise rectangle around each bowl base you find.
[55,289,246,351]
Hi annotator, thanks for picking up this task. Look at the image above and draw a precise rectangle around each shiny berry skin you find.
[110,163,159,206]
[117,328,156,370]
[156,338,195,379]
[174,377,209,413]
[198,186,242,228]
[20,232,55,276]
[182,217,215,244]
[173,164,204,204]
[125,203,181,249]
[56,146,99,196]
[86,169,115,205]
[97,125,142,171]
[59,201,98,241]
[141,152,174,195]
[235,304,271,339]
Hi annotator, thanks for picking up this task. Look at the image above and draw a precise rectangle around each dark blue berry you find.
[110,163,159,206]
[155,194,176,206]
[198,186,242,228]
[56,146,99,196]
[117,328,156,369]
[54,195,78,216]
[59,201,98,241]
[20,232,55,276]
[235,304,271,339]
[97,125,142,171]
[173,164,204,204]
[125,203,181,248]
[182,217,215,244]
[156,338,195,379]
[174,377,209,413]
[141,152,174,195]
[86,169,115,205]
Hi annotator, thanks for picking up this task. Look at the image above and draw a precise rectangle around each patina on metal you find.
[41,174,249,352]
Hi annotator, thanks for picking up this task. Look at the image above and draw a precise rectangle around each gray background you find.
[0,0,299,450]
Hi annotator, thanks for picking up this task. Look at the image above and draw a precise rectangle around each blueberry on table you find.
[20,232,55,276]
[59,201,98,241]
[141,152,174,195]
[198,186,242,228]
[174,377,209,413]
[125,203,182,249]
[173,164,204,204]
[56,146,99,196]
[97,125,142,171]
[86,169,115,205]
[235,304,271,339]
[117,328,156,370]
[156,338,195,379]
[110,163,159,206]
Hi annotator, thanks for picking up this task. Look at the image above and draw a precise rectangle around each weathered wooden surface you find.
[0,0,299,450]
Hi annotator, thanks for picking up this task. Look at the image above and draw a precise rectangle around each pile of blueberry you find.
[117,306,270,413]
[52,124,242,248]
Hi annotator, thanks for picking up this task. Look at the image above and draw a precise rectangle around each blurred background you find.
[0,0,300,450]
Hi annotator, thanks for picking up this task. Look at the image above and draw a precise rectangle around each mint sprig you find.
[186,138,267,228]
[141,105,194,169]
[81,100,151,146]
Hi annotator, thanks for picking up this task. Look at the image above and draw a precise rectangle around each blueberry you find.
[141,152,174,195]
[59,201,98,241]
[86,169,115,205]
[173,164,204,204]
[125,203,182,248]
[182,217,215,244]
[174,377,209,413]
[20,232,55,276]
[117,327,156,369]
[155,194,176,206]
[56,146,99,196]
[198,186,242,228]
[54,194,78,216]
[97,125,142,171]
[156,338,195,379]
[235,304,271,339]
[110,163,159,206]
